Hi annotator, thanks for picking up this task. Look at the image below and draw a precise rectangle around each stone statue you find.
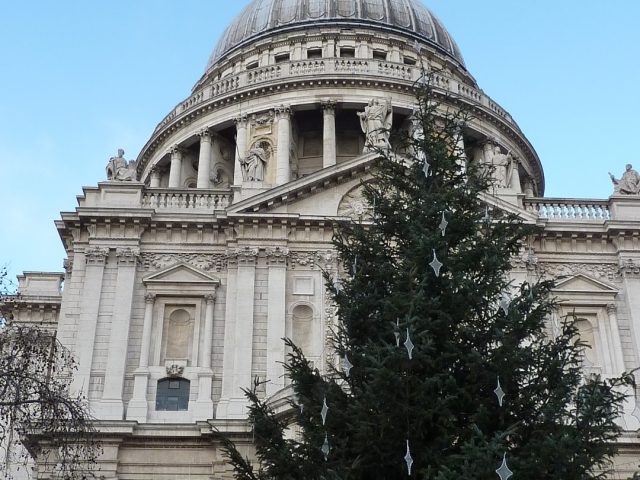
[106,149,137,181]
[241,146,267,181]
[358,98,393,152]
[487,143,512,188]
[609,164,640,195]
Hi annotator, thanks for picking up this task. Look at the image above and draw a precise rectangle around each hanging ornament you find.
[321,397,329,426]
[404,440,414,476]
[551,314,560,338]
[494,376,505,407]
[422,158,430,177]
[321,434,330,461]
[394,319,401,347]
[333,274,342,293]
[499,293,511,315]
[438,211,448,237]
[429,249,443,277]
[482,206,491,223]
[495,453,513,480]
[404,329,415,360]
[342,355,353,377]
[352,255,358,275]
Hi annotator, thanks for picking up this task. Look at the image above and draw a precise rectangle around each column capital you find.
[150,164,162,175]
[226,246,259,267]
[265,246,290,266]
[606,303,618,314]
[275,104,292,119]
[116,247,141,266]
[234,114,249,127]
[169,145,184,157]
[205,293,217,304]
[321,99,337,113]
[144,293,156,304]
[197,128,212,141]
[85,246,110,266]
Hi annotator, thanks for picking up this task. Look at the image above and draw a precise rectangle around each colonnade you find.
[161,101,339,189]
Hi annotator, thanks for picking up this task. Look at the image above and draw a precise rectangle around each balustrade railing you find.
[524,198,611,221]
[142,189,232,211]
[154,57,519,133]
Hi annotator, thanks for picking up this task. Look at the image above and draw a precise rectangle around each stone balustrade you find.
[154,57,518,133]
[142,189,232,211]
[524,198,611,222]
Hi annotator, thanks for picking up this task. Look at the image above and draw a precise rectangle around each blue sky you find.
[1,1,639,280]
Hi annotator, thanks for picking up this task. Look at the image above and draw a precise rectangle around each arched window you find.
[155,378,190,411]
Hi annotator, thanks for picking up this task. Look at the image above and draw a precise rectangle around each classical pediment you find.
[226,152,538,222]
[143,263,221,286]
[554,274,618,295]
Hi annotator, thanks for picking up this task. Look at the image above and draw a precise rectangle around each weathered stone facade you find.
[6,0,640,477]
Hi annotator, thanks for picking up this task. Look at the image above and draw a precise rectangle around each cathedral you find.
[6,0,640,477]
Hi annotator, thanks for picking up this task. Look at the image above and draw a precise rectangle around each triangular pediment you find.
[226,152,538,222]
[143,263,220,286]
[554,274,618,294]
[227,152,377,216]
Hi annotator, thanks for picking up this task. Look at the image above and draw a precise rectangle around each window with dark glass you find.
[372,50,387,61]
[156,378,190,411]
[275,53,290,64]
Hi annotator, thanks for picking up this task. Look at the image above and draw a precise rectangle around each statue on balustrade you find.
[241,145,268,182]
[358,98,393,152]
[609,164,640,195]
[106,148,137,181]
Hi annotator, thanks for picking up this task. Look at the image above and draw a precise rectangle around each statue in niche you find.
[106,148,137,181]
[211,164,230,188]
[241,141,270,182]
[358,98,393,152]
[609,164,640,195]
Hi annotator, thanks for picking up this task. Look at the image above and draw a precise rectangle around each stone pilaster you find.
[71,246,109,399]
[126,293,155,422]
[196,129,213,189]
[194,293,216,420]
[275,106,292,185]
[606,303,626,374]
[322,100,337,168]
[234,115,248,186]
[168,145,183,188]
[265,247,289,397]
[97,247,140,420]
[217,247,259,419]
[619,258,640,369]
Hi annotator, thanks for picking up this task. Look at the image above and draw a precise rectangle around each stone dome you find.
[206,0,464,70]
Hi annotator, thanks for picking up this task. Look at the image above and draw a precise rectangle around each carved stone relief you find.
[337,185,373,221]
[539,262,622,283]
[140,253,226,272]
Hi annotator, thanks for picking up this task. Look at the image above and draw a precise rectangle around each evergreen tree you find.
[221,83,634,479]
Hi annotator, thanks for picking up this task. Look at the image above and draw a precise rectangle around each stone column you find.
[71,246,109,399]
[265,247,289,397]
[127,293,155,422]
[322,100,337,168]
[97,247,140,420]
[234,115,248,186]
[149,166,161,188]
[217,247,258,419]
[275,105,292,185]
[201,293,216,369]
[197,129,213,189]
[168,146,183,188]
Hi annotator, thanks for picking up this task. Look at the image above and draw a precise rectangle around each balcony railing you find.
[524,198,611,222]
[154,57,513,133]
[142,189,232,211]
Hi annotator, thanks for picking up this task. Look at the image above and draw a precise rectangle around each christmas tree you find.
[221,82,634,479]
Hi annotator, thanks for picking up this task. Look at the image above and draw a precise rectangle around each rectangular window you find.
[403,56,417,65]
[373,50,387,61]
[307,48,323,59]
[275,53,290,64]
[246,61,259,70]
[340,47,355,58]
